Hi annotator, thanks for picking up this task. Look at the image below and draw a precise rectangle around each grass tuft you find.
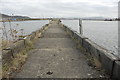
[2,40,33,78]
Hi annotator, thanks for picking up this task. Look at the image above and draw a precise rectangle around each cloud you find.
[1,0,119,18]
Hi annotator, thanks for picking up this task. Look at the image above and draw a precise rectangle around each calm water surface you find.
[62,20,118,57]
[1,20,49,35]
[0,20,49,40]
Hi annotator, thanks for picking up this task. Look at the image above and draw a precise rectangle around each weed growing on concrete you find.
[1,21,26,48]
[2,40,33,78]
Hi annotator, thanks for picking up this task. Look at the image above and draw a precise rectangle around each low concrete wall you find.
[113,61,120,80]
[62,24,120,80]
[2,23,50,68]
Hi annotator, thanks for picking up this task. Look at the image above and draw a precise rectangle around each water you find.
[0,20,119,57]
[0,20,49,59]
[0,20,49,40]
[62,20,118,57]
[1,20,49,35]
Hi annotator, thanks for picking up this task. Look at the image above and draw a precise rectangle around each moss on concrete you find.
[63,26,107,75]
[2,40,10,49]
[2,22,51,78]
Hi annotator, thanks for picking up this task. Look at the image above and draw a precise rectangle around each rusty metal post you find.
[79,19,83,35]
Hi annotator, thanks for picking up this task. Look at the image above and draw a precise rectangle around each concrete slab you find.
[45,28,66,33]
[15,49,106,78]
[15,20,109,79]
[43,33,69,38]
[34,38,76,49]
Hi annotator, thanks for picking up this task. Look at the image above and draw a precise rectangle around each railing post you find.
[79,19,83,35]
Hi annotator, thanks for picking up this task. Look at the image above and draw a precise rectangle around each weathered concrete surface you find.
[15,21,108,78]
[62,24,120,80]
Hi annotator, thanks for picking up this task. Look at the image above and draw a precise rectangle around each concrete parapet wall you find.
[62,24,120,80]
[113,61,120,80]
[2,23,50,69]
[2,49,13,66]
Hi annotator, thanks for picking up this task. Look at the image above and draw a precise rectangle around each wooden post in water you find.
[79,19,83,35]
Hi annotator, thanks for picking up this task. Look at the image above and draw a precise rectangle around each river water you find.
[0,20,49,40]
[62,20,118,57]
[0,20,119,57]
[0,20,49,35]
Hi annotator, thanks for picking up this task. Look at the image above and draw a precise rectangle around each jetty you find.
[2,20,120,79]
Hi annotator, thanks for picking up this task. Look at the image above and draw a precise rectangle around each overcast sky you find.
[0,0,119,18]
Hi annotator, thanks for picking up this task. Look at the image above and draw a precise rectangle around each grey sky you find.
[0,0,119,18]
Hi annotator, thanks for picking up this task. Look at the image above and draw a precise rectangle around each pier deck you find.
[15,21,108,78]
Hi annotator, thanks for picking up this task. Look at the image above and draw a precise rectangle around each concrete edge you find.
[2,23,50,69]
[62,24,120,79]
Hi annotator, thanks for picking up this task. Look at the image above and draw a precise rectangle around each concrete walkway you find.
[15,21,107,78]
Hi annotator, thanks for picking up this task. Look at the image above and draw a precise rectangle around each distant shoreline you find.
[0,19,119,22]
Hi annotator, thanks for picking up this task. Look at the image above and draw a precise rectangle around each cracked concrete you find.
[15,20,109,78]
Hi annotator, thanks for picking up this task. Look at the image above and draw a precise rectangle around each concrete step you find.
[15,21,109,79]
[34,38,76,49]
[15,48,106,78]
[43,33,70,38]
[44,28,66,33]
